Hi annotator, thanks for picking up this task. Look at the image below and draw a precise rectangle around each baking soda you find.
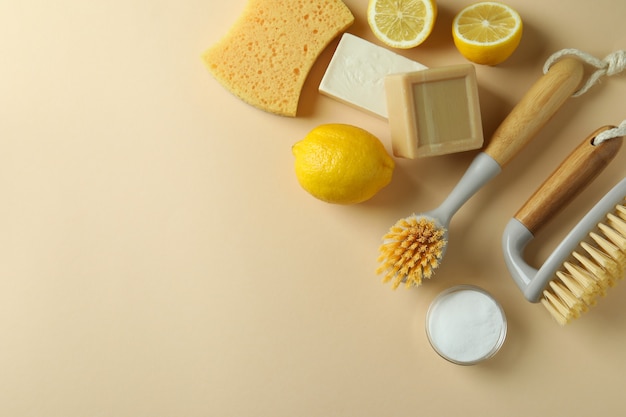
[426,286,506,364]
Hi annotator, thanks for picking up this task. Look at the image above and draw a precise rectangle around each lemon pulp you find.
[452,1,523,65]
[367,0,437,49]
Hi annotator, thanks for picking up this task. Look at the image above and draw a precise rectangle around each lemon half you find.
[367,0,438,49]
[292,124,395,204]
[452,1,523,65]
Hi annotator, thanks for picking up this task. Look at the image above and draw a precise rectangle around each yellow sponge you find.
[202,0,354,117]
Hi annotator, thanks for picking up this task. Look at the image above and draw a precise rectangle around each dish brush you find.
[378,57,585,288]
[502,126,624,325]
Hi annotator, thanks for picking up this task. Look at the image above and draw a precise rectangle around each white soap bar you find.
[319,33,427,119]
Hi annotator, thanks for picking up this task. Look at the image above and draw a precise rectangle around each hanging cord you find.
[543,49,626,145]
[543,49,626,97]
[593,120,626,145]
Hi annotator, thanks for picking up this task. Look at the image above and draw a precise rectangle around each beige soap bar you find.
[385,64,483,159]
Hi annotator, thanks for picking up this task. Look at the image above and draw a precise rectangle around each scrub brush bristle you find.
[377,216,447,289]
[541,199,626,325]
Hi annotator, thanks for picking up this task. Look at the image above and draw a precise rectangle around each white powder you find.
[426,287,506,364]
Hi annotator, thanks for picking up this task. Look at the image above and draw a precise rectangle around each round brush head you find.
[541,200,626,325]
[376,215,447,289]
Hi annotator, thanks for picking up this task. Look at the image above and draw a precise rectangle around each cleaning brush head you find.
[377,215,447,289]
[502,126,624,325]
[541,197,626,325]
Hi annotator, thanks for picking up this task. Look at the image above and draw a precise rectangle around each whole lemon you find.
[292,124,395,204]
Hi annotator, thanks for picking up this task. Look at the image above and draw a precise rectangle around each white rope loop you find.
[543,49,626,97]
[543,49,626,145]
[593,120,626,145]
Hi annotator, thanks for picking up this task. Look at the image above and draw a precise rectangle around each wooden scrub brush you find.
[377,58,585,288]
[502,125,625,325]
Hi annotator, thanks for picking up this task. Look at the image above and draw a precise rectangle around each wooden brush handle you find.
[485,58,584,167]
[514,126,623,234]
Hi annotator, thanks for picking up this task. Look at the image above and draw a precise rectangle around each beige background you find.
[2,0,626,416]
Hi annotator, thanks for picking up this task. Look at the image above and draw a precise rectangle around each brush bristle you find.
[376,216,446,289]
[542,200,626,325]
